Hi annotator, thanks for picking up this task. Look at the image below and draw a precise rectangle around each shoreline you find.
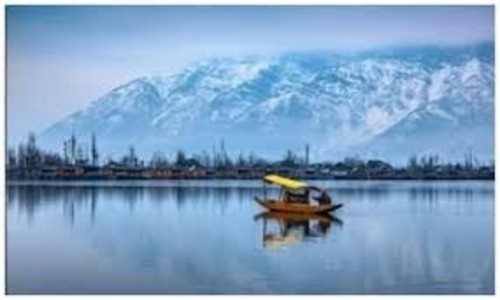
[6,177,495,183]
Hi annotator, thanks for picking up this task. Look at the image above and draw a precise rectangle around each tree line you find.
[6,132,494,180]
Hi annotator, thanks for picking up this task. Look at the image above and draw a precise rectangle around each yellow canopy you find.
[263,174,308,190]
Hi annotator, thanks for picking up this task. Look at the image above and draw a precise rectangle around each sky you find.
[6,5,494,143]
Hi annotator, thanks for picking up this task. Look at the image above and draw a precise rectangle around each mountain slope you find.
[361,56,494,162]
[40,43,494,162]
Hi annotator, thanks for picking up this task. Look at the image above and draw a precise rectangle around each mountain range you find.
[41,42,494,164]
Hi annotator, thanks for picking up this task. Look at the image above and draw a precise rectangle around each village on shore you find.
[7,133,494,181]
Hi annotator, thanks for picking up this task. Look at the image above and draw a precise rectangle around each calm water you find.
[7,180,494,294]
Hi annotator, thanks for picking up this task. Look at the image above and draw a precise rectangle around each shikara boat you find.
[254,211,342,224]
[254,174,343,214]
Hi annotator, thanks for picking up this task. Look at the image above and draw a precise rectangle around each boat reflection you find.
[254,212,343,248]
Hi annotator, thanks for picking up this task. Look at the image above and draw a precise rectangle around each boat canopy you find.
[263,174,308,190]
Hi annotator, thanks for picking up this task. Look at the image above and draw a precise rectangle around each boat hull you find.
[255,197,343,214]
[254,211,341,224]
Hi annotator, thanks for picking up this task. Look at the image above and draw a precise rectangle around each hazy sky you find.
[7,5,494,142]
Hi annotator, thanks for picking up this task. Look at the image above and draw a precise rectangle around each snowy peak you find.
[41,43,494,162]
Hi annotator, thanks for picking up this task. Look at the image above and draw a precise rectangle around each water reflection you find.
[7,183,259,226]
[7,180,494,294]
[254,212,343,248]
[7,181,494,228]
[327,181,493,202]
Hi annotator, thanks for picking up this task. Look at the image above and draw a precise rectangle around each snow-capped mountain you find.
[41,42,494,163]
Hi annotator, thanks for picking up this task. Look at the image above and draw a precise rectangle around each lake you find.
[6,180,494,294]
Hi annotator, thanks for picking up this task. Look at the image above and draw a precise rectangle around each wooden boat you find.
[254,211,342,224]
[255,174,343,214]
[255,197,342,214]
